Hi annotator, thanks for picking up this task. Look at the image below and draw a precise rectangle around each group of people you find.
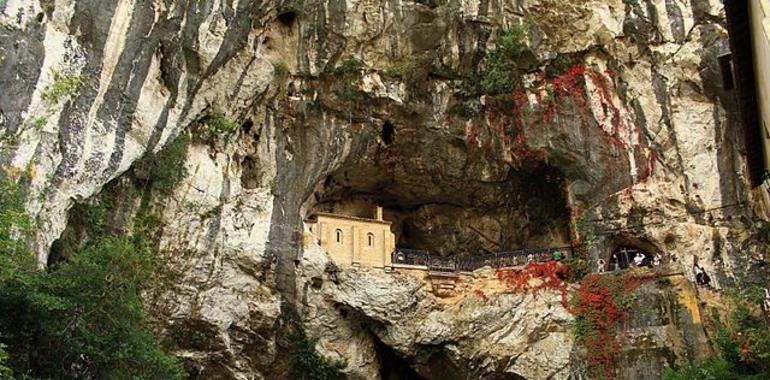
[595,251,664,273]
[591,250,721,289]
[525,250,564,264]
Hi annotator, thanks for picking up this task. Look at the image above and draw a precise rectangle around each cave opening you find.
[609,245,655,270]
[241,119,254,135]
[304,143,572,257]
[277,10,297,28]
[372,333,426,380]
[381,121,395,145]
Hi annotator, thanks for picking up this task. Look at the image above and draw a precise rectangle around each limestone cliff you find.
[1,0,768,379]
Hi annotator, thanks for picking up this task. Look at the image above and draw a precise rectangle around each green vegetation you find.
[194,112,239,144]
[0,145,186,378]
[656,276,673,288]
[272,61,290,93]
[572,213,596,250]
[545,53,582,79]
[207,113,239,137]
[40,71,85,107]
[41,0,55,13]
[569,272,653,379]
[288,329,345,380]
[663,358,764,380]
[385,52,433,79]
[0,342,11,379]
[564,252,589,282]
[134,135,190,194]
[663,287,770,380]
[32,116,47,130]
[334,56,364,76]
[479,23,529,94]
[330,57,366,104]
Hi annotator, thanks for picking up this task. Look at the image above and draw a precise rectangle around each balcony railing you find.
[391,246,572,273]
[391,249,430,267]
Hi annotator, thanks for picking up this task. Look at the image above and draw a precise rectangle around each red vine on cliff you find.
[568,272,654,380]
[495,261,571,305]
[492,259,658,379]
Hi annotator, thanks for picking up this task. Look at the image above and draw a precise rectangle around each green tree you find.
[0,156,185,378]
[480,24,529,94]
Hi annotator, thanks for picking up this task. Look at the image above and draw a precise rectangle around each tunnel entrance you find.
[304,135,573,258]
[609,246,653,270]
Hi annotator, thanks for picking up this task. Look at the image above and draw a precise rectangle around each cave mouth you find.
[372,333,426,380]
[303,149,573,257]
[277,10,297,27]
[605,236,665,271]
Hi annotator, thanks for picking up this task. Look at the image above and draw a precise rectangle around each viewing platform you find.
[389,246,573,274]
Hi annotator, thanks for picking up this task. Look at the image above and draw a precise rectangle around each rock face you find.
[2,0,769,379]
[299,242,575,380]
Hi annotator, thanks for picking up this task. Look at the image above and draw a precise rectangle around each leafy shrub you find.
[41,71,85,107]
[564,252,589,282]
[32,116,47,130]
[657,276,673,288]
[273,61,290,79]
[385,52,433,79]
[134,135,189,194]
[334,56,364,76]
[479,24,528,94]
[194,112,239,143]
[0,174,32,255]
[0,236,185,379]
[273,61,290,93]
[0,166,184,379]
[665,290,770,379]
[662,358,763,380]
[0,342,10,379]
[288,330,345,380]
[496,23,528,58]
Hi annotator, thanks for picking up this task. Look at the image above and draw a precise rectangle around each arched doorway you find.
[609,246,652,270]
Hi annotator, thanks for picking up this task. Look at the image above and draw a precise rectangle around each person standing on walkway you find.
[596,259,606,273]
[552,250,563,261]
[652,254,662,267]
[633,252,645,267]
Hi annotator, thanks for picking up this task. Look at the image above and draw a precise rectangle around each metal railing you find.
[391,249,430,267]
[391,246,572,273]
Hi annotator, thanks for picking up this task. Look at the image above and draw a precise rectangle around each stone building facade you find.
[307,208,396,268]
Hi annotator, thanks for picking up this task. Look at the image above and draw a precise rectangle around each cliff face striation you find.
[1,0,768,379]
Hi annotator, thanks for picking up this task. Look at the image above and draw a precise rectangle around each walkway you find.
[390,246,573,273]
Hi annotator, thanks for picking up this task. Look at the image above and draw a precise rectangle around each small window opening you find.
[335,229,343,244]
[367,233,374,246]
[381,121,395,145]
[277,11,297,27]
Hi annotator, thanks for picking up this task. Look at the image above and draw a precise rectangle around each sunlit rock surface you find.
[1,0,767,378]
